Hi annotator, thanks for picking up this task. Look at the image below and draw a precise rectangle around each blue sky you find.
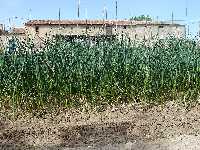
[0,0,199,36]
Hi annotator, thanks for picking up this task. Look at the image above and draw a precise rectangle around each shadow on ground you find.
[0,120,140,149]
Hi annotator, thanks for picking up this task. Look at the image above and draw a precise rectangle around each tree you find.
[130,15,152,21]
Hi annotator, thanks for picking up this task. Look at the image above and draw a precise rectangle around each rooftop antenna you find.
[185,0,188,37]
[156,16,159,22]
[8,18,11,31]
[106,8,108,20]
[187,24,190,36]
[85,8,88,19]
[171,12,174,24]
[28,8,32,20]
[77,0,80,18]
[199,23,200,38]
[103,5,108,20]
[59,8,61,21]
[13,16,17,29]
[185,0,188,17]
[115,1,118,20]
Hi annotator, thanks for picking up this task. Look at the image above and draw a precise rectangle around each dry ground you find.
[1,101,200,150]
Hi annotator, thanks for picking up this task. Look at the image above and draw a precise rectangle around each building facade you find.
[0,20,186,49]
[25,20,186,41]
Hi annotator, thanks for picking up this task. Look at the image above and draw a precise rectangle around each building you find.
[0,27,26,49]
[11,28,26,36]
[25,19,186,41]
[0,19,186,49]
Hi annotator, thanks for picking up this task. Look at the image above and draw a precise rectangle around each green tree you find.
[130,15,152,21]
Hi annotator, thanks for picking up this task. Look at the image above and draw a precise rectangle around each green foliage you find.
[130,15,152,21]
[0,36,200,112]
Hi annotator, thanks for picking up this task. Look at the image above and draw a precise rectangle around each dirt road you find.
[1,102,200,150]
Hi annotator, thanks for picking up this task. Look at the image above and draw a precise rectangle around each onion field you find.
[0,36,200,112]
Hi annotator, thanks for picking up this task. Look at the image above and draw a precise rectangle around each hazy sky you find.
[0,0,199,36]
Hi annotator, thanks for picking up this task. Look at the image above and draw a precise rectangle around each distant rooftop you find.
[11,28,25,35]
[25,20,184,26]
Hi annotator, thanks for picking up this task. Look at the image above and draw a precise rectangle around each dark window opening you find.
[159,25,164,28]
[35,26,39,33]
[123,26,127,29]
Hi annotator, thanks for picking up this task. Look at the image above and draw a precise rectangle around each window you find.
[35,26,39,33]
[123,26,127,29]
[159,25,164,28]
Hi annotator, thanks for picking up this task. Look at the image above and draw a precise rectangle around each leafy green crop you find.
[0,35,200,112]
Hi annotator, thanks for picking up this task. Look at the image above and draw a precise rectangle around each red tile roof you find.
[25,20,183,27]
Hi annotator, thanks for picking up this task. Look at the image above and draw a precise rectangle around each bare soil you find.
[1,101,200,150]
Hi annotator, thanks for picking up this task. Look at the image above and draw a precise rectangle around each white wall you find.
[25,24,186,41]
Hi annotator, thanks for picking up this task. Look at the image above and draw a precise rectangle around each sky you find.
[0,0,199,36]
